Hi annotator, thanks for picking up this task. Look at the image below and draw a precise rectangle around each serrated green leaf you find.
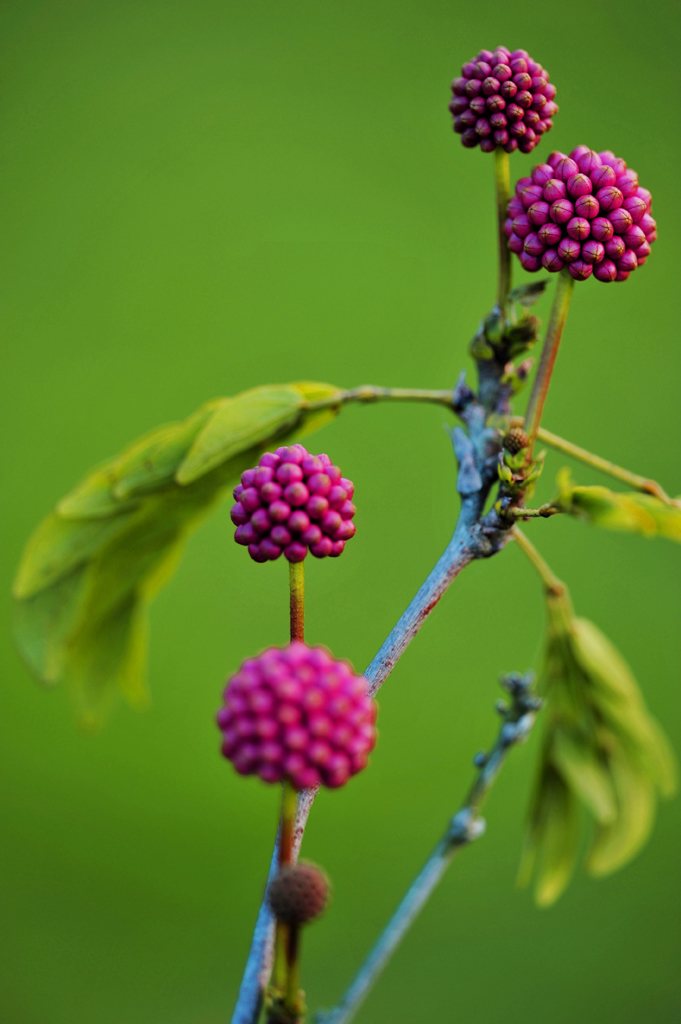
[551,728,617,825]
[556,473,681,543]
[14,380,343,725]
[586,748,655,877]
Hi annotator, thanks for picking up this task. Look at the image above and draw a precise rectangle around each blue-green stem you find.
[315,678,539,1024]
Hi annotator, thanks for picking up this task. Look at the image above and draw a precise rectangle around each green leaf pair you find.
[519,589,677,907]
[555,469,681,543]
[13,382,342,727]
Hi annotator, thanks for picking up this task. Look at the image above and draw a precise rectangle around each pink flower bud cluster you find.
[231,445,356,562]
[450,46,557,154]
[217,643,377,790]
[505,147,656,282]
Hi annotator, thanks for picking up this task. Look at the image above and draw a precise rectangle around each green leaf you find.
[13,380,342,725]
[586,747,656,877]
[113,405,217,499]
[178,386,307,485]
[551,728,617,825]
[556,471,681,543]
[13,510,140,600]
[66,595,151,730]
[572,618,678,798]
[521,767,581,908]
[521,589,678,904]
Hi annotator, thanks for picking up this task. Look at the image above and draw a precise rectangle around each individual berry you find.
[231,445,356,562]
[504,147,656,282]
[268,862,330,925]
[450,46,557,153]
[217,643,377,790]
[503,427,529,454]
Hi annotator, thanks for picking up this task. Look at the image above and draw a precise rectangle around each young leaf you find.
[586,747,656,877]
[531,769,581,908]
[555,471,681,543]
[551,728,617,825]
[520,587,677,905]
[13,510,140,599]
[13,380,342,725]
[509,280,549,307]
[177,386,308,485]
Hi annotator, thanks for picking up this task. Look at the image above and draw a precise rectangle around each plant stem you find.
[289,561,305,643]
[316,677,539,1024]
[536,427,673,503]
[231,489,495,1024]
[301,385,457,413]
[524,271,574,445]
[507,504,561,520]
[269,782,301,1022]
[285,927,301,1008]
[494,148,512,313]
[512,527,565,596]
[279,782,298,868]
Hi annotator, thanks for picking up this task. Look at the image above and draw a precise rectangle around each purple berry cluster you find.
[217,643,377,790]
[231,444,356,563]
[505,147,656,282]
[450,46,557,154]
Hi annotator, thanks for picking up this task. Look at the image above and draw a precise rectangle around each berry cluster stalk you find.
[494,148,512,313]
[523,270,574,443]
[289,562,305,643]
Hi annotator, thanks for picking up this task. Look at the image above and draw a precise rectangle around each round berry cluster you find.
[231,444,356,563]
[268,862,330,925]
[217,643,377,790]
[505,147,656,282]
[450,46,557,154]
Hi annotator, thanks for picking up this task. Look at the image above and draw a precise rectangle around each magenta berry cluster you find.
[450,46,557,154]
[505,147,656,282]
[230,444,356,563]
[217,643,377,790]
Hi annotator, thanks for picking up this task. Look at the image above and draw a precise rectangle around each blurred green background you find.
[2,2,680,1021]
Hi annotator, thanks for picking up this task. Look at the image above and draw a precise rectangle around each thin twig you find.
[315,674,541,1024]
[506,504,561,520]
[300,385,456,413]
[536,427,673,504]
[512,527,565,597]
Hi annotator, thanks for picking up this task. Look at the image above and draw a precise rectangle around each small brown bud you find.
[268,862,330,926]
[503,427,529,454]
